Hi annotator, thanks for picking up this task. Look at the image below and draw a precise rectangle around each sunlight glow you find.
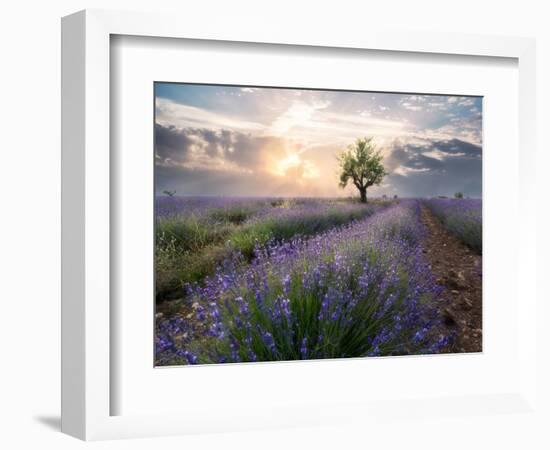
[271,153,320,180]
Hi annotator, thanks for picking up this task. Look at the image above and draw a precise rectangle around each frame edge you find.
[61,9,87,441]
[61,8,540,440]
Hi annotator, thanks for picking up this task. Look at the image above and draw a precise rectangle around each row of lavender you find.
[156,200,451,365]
[423,198,482,254]
[156,195,357,220]
[155,197,387,300]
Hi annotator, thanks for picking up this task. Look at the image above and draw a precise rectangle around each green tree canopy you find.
[337,137,387,203]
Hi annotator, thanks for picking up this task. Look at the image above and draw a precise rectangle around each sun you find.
[270,153,320,180]
[275,154,301,176]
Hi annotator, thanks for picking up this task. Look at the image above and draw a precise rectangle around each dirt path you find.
[420,205,482,353]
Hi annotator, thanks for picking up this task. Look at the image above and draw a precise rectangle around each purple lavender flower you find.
[156,199,456,366]
[300,338,308,358]
[261,331,277,353]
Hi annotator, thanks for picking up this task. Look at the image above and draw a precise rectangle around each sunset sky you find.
[155,83,482,198]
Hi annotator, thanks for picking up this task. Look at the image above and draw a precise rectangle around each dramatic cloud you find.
[154,83,482,198]
[155,97,265,133]
[375,138,482,198]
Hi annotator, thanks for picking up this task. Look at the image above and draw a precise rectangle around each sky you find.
[154,83,482,198]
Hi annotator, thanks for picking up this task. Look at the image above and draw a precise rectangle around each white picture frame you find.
[61,9,538,441]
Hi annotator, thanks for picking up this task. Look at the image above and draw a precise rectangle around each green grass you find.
[208,207,257,225]
[156,214,234,253]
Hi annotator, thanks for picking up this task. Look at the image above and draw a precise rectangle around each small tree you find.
[454,191,464,199]
[337,137,387,203]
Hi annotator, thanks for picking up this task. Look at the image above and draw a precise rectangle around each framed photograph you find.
[153,82,483,367]
[62,9,538,441]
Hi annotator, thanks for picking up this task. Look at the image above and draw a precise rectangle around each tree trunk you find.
[359,187,367,203]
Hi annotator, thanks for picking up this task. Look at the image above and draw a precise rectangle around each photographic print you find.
[154,83,482,366]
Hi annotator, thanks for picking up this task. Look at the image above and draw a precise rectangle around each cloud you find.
[384,141,444,173]
[458,98,475,107]
[422,120,482,146]
[427,101,447,109]
[268,100,331,135]
[155,121,482,199]
[155,125,252,173]
[155,156,328,198]
[155,124,323,190]
[401,102,423,111]
[393,166,430,176]
[155,123,195,164]
[156,97,265,133]
[408,95,427,102]
[432,138,481,157]
[372,137,482,197]
[399,95,430,111]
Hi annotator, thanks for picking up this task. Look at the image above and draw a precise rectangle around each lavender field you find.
[155,196,482,366]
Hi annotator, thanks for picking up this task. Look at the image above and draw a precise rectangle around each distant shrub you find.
[208,207,255,225]
[454,192,464,199]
